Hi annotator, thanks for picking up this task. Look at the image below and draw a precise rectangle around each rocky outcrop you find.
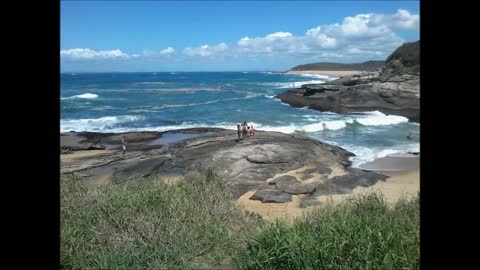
[275,41,420,122]
[61,128,356,197]
[250,185,293,203]
[61,128,390,202]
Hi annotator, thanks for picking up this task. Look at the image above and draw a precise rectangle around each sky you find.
[60,1,420,72]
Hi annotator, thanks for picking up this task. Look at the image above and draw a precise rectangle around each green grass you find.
[233,192,420,270]
[61,172,419,270]
[60,171,263,269]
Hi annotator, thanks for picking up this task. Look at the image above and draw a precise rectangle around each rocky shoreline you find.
[275,41,420,122]
[61,128,390,205]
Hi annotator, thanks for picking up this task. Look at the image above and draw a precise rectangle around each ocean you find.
[60,72,419,167]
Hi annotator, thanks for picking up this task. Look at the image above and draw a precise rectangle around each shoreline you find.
[285,70,365,77]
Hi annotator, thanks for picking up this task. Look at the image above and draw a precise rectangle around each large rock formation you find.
[275,41,420,122]
[61,128,388,200]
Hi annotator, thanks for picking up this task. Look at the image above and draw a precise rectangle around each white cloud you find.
[160,47,175,55]
[390,9,420,29]
[181,8,417,60]
[61,9,418,67]
[60,48,129,59]
[183,43,228,56]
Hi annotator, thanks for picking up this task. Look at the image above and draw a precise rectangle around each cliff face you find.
[275,41,420,122]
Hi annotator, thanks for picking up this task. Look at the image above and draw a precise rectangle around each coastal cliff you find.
[275,41,420,122]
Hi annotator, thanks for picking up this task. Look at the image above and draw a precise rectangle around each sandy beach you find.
[285,70,365,77]
[237,154,419,222]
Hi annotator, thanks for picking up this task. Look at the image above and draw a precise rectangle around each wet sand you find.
[357,154,419,171]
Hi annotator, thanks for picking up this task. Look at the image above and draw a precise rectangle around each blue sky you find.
[61,1,420,72]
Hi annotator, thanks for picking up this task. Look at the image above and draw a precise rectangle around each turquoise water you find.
[60,72,419,166]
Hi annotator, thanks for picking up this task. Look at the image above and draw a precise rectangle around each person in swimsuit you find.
[249,125,255,136]
[121,135,127,156]
[242,121,248,139]
[237,124,242,141]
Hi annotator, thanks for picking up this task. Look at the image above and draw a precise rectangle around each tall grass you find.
[61,171,419,270]
[234,192,420,270]
[60,171,262,269]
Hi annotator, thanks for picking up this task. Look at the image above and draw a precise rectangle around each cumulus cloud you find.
[182,9,417,60]
[390,9,420,29]
[61,9,418,66]
[60,48,129,59]
[142,47,176,57]
[183,43,228,56]
[160,47,175,55]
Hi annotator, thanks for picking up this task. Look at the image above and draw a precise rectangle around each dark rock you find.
[275,41,420,122]
[87,144,106,150]
[302,168,318,175]
[325,168,389,189]
[61,148,73,154]
[274,175,316,194]
[312,183,351,196]
[250,186,293,203]
[301,174,315,181]
[300,197,322,208]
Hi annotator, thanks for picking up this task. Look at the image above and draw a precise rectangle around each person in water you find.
[406,132,413,140]
[121,135,127,156]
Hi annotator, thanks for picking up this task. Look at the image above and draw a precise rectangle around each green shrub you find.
[234,192,420,270]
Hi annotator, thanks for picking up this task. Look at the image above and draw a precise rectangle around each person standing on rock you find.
[242,121,248,139]
[249,125,255,136]
[237,124,242,142]
[121,135,127,156]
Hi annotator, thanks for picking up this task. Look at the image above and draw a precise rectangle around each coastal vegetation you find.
[289,60,385,71]
[61,171,419,269]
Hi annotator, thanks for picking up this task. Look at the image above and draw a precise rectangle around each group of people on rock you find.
[237,121,255,141]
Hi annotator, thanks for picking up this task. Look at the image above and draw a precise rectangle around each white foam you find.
[242,119,354,134]
[297,73,331,80]
[327,142,420,168]
[355,111,408,126]
[261,80,328,89]
[60,120,240,133]
[61,93,99,100]
[60,115,144,132]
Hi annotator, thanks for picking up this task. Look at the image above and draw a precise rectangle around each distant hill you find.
[289,60,385,71]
